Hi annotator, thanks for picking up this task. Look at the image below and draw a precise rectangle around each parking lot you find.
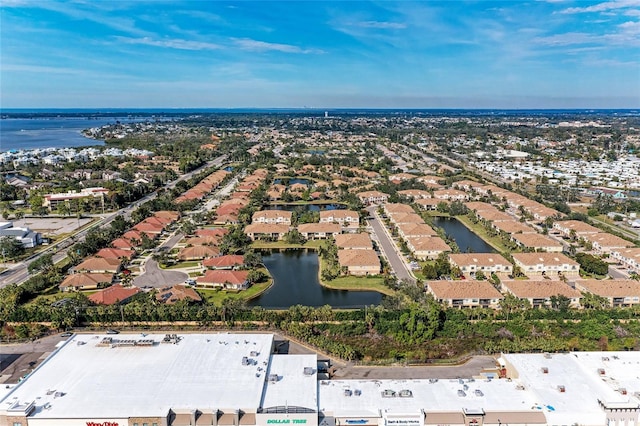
[13,217,94,237]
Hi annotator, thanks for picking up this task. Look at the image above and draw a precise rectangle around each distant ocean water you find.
[0,117,114,152]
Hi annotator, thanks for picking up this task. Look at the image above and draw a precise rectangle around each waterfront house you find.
[156,285,202,304]
[197,270,250,290]
[203,255,245,270]
[337,249,381,276]
[244,223,290,241]
[178,245,221,261]
[449,253,513,277]
[387,212,425,225]
[396,222,437,239]
[511,253,579,278]
[382,203,416,216]
[492,220,537,236]
[426,280,503,309]
[501,280,581,308]
[252,210,293,225]
[415,198,442,211]
[297,223,342,240]
[581,232,635,254]
[553,220,601,237]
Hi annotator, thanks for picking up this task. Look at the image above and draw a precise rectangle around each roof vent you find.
[268,374,279,383]
[458,390,467,397]
[598,368,606,375]
[558,385,566,393]
[475,389,484,397]
[542,367,549,374]
[399,389,413,398]
[382,389,396,398]
[303,367,314,376]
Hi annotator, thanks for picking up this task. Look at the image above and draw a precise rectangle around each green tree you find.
[27,253,55,274]
[0,236,24,260]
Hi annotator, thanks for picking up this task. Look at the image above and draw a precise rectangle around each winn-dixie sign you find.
[267,420,307,424]
[87,422,119,426]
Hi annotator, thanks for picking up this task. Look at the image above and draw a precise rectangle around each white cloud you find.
[233,38,323,54]
[561,0,640,14]
[356,21,407,29]
[116,37,222,51]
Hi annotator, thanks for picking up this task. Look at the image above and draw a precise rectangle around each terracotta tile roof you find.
[554,220,600,234]
[449,253,511,268]
[465,201,499,212]
[319,210,359,220]
[252,210,293,222]
[582,232,635,249]
[388,212,425,225]
[154,210,180,222]
[512,233,563,249]
[184,236,221,246]
[493,220,537,234]
[397,189,432,200]
[122,230,146,242]
[59,272,113,289]
[503,280,581,298]
[75,256,122,273]
[427,280,503,300]
[198,270,249,285]
[216,203,243,216]
[178,245,220,260]
[335,233,373,249]
[397,222,437,237]
[476,210,513,222]
[415,198,442,207]
[88,284,140,305]
[111,238,135,249]
[357,190,388,198]
[133,222,163,234]
[156,285,202,304]
[203,255,245,269]
[512,252,578,267]
[406,236,451,252]
[576,279,640,298]
[337,249,381,268]
[196,229,231,239]
[383,203,415,214]
[96,248,134,260]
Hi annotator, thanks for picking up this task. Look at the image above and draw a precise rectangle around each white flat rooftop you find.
[261,354,318,412]
[503,352,640,425]
[319,378,540,417]
[0,333,275,418]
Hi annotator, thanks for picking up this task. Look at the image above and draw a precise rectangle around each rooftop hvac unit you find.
[619,388,627,395]
[475,389,484,397]
[303,367,314,376]
[344,389,352,397]
[268,374,279,383]
[457,390,467,397]
[558,385,566,393]
[382,389,396,398]
[598,368,606,375]
[544,353,552,359]
[399,389,413,398]
[429,379,438,384]
[542,367,549,374]
[250,351,259,356]
[242,357,250,366]
[354,389,361,396]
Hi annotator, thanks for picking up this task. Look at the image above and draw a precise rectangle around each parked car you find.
[106,329,120,335]
[61,332,72,337]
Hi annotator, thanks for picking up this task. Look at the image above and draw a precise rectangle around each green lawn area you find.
[321,275,394,296]
[250,240,323,250]
[161,261,201,269]
[197,280,272,305]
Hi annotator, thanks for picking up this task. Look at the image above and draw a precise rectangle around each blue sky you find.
[1,0,639,109]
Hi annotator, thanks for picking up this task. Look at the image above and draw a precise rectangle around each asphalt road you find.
[0,155,226,289]
[366,205,416,284]
[134,259,188,288]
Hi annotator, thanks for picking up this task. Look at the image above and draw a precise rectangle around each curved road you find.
[134,259,188,288]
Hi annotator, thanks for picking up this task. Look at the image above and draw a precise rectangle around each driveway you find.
[366,206,415,284]
[134,259,188,288]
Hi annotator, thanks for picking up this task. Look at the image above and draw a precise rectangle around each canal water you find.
[273,178,310,186]
[248,250,382,308]
[432,217,495,253]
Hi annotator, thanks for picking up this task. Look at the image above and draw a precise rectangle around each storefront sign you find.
[267,420,307,424]
[385,419,422,426]
[345,420,369,425]
[86,423,119,426]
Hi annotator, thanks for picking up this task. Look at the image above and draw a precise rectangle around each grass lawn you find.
[161,261,201,269]
[250,240,323,250]
[322,275,395,296]
[197,280,273,305]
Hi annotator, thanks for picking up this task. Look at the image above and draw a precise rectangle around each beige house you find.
[335,233,373,250]
[337,249,381,276]
[449,253,513,277]
[406,236,451,260]
[357,190,389,205]
[433,189,469,201]
[297,223,341,240]
[319,210,359,228]
[553,220,601,237]
[415,198,442,211]
[581,232,635,254]
[382,203,415,216]
[575,279,640,307]
[493,220,537,235]
[74,257,122,274]
[512,253,580,277]
[611,247,640,273]
[243,223,290,241]
[397,189,432,200]
[252,210,293,225]
[387,212,424,225]
[501,280,581,308]
[59,272,113,291]
[426,280,503,309]
[396,222,437,239]
[511,233,564,252]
